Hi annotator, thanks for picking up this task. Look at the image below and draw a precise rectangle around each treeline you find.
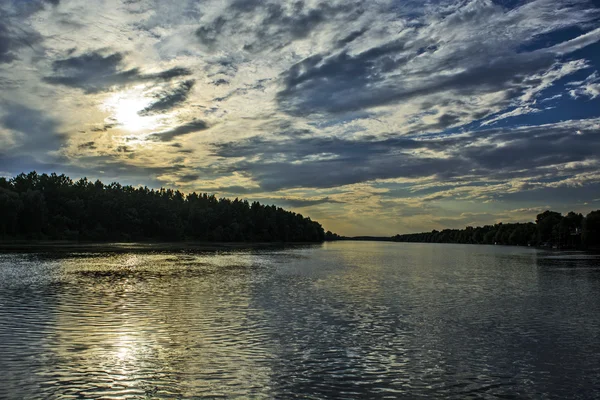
[392,210,600,249]
[325,231,343,241]
[0,171,325,242]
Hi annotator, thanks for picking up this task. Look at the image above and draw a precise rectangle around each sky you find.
[1,0,600,236]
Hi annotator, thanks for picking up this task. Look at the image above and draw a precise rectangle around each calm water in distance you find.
[1,241,599,399]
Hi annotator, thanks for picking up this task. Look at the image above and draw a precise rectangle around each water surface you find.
[1,242,599,399]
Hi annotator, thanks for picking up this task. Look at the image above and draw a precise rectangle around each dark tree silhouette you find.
[392,209,599,250]
[583,210,600,249]
[0,171,325,243]
[325,230,342,241]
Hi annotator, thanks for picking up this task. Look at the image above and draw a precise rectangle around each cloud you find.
[212,119,600,191]
[0,102,64,153]
[214,137,462,190]
[434,113,461,129]
[43,51,192,93]
[178,173,199,182]
[77,141,96,150]
[277,43,558,116]
[480,106,542,126]
[569,72,600,99]
[139,80,195,115]
[196,1,365,53]
[270,196,344,208]
[116,145,133,153]
[147,119,210,142]
[274,0,599,118]
[546,27,600,55]
[90,123,117,132]
[432,212,504,228]
[0,21,42,64]
[1,0,60,21]
[336,28,368,48]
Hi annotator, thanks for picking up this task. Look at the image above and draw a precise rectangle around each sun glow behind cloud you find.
[101,86,162,132]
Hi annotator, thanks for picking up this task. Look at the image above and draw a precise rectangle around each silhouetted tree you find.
[583,210,600,249]
[392,209,596,250]
[536,210,563,244]
[0,171,326,243]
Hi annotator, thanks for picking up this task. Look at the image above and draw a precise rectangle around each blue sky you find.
[1,0,599,235]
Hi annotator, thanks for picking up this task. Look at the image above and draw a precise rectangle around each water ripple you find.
[1,243,599,398]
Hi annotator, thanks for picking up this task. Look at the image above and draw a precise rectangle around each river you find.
[1,241,599,399]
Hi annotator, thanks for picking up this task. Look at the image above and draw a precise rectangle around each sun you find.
[101,86,161,132]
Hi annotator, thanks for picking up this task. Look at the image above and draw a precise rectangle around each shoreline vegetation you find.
[328,210,600,251]
[2,172,599,252]
[391,210,600,250]
[0,172,325,243]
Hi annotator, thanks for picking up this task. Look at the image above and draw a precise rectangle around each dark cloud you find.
[212,78,270,102]
[215,134,458,159]
[147,119,210,142]
[116,145,133,153]
[90,123,117,132]
[169,143,194,154]
[139,80,195,115]
[196,1,364,53]
[228,0,264,12]
[178,174,199,182]
[269,1,600,120]
[336,28,368,48]
[0,23,18,64]
[211,122,600,191]
[0,154,64,177]
[68,156,188,181]
[497,182,600,205]
[0,21,42,63]
[272,196,343,208]
[43,51,191,93]
[0,103,64,153]
[204,58,238,79]
[1,0,60,22]
[213,135,464,190]
[0,77,22,89]
[77,141,96,150]
[436,114,461,129]
[43,52,136,91]
[260,1,364,42]
[461,128,599,173]
[277,44,555,115]
[195,16,227,48]
[149,67,194,81]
